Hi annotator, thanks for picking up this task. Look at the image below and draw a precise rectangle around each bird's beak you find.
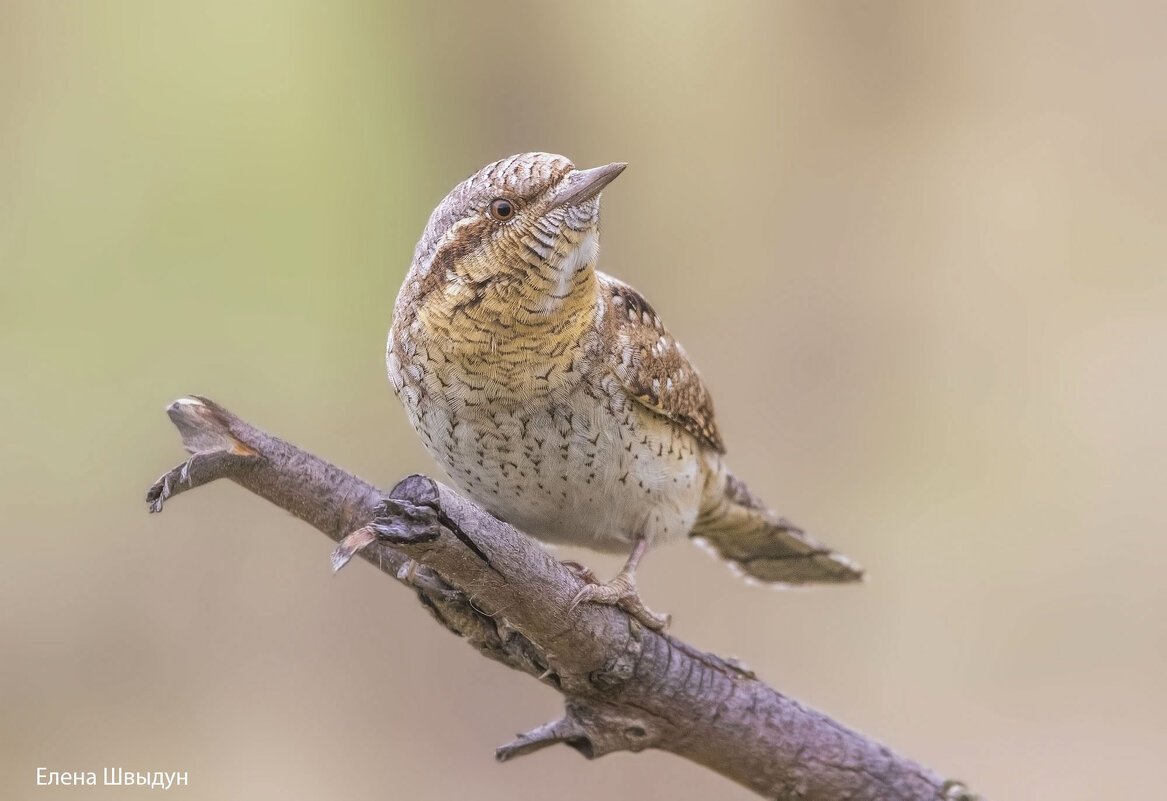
[550,162,627,208]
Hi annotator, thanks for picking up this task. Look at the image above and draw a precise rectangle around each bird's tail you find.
[691,464,864,585]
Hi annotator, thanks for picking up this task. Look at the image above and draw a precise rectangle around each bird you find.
[386,152,862,629]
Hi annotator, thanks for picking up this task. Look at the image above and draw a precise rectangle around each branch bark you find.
[145,396,981,801]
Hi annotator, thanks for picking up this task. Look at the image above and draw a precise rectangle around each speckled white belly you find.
[392,365,705,553]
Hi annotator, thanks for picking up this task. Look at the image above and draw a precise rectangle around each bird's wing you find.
[597,273,726,453]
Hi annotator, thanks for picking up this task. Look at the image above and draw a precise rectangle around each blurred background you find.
[2,1,1165,799]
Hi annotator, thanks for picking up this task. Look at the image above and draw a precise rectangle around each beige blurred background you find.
[2,1,1165,799]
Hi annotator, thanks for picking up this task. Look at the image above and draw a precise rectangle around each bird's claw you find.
[561,560,600,584]
[569,571,670,632]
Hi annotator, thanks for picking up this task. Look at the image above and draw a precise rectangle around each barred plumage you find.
[387,152,862,628]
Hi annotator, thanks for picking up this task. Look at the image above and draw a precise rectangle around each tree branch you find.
[145,395,981,801]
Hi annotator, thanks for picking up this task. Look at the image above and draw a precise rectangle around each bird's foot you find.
[561,560,600,584]
[566,563,670,632]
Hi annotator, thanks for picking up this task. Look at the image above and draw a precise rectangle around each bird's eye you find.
[489,198,516,221]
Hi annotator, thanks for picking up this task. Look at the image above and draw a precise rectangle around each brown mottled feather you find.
[693,471,864,584]
[598,273,725,453]
[388,152,863,591]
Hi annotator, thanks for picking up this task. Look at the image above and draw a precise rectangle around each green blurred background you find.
[3,2,1165,799]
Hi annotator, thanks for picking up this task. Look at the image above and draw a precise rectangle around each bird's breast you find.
[392,270,601,405]
[386,264,707,550]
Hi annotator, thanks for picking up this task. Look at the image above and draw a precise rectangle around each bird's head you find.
[409,153,626,313]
